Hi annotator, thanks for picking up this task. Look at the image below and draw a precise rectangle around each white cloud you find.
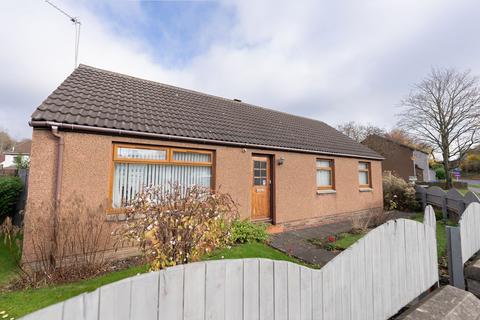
[1,0,480,139]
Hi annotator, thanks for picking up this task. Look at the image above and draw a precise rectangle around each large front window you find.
[111,144,213,208]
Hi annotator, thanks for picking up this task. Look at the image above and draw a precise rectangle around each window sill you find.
[317,189,336,195]
[105,212,144,222]
[359,188,373,192]
[105,213,127,222]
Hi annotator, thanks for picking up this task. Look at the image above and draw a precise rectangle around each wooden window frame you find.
[358,161,372,188]
[113,144,169,164]
[108,143,215,213]
[170,148,213,166]
[316,158,335,190]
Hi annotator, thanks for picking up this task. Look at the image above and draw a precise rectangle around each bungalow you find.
[23,65,383,261]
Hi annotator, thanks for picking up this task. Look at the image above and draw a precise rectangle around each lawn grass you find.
[469,183,480,189]
[457,188,470,195]
[0,242,302,318]
[334,232,366,250]
[0,265,149,318]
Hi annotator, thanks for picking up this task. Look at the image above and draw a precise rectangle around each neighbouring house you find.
[23,65,383,262]
[362,134,434,182]
[0,140,31,174]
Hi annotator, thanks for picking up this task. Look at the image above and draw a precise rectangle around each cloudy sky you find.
[1,0,480,139]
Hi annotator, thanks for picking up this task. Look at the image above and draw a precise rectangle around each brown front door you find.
[251,156,272,220]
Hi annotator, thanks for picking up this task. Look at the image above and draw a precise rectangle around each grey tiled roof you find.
[31,65,382,159]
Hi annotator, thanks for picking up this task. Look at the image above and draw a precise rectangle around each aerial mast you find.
[45,0,81,68]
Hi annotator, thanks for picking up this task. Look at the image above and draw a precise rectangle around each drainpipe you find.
[51,126,64,208]
[50,126,64,267]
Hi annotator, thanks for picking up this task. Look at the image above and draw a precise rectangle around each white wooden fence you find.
[447,202,480,289]
[21,209,438,320]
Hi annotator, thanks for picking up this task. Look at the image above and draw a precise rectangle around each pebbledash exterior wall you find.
[22,129,383,262]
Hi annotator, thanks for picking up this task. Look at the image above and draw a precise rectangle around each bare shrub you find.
[21,196,110,286]
[351,210,391,233]
[366,210,390,228]
[350,214,369,234]
[0,216,22,264]
[116,184,238,270]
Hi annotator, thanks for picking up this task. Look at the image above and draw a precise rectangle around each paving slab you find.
[399,285,480,320]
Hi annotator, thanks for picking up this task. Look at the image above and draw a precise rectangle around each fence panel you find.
[459,203,480,264]
[416,186,480,217]
[465,191,480,207]
[446,189,466,214]
[425,187,446,207]
[21,214,438,320]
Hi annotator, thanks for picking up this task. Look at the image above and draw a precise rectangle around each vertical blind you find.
[112,146,212,208]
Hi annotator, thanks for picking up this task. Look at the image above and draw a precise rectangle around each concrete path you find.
[398,285,480,319]
[270,211,416,267]
[270,220,350,266]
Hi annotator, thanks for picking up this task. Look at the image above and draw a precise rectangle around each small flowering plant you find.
[116,184,238,270]
[323,235,337,251]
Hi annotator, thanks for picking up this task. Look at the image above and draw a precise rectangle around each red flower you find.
[327,235,336,242]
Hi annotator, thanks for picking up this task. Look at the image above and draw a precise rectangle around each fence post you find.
[421,192,427,210]
[416,186,427,210]
[446,226,464,289]
[442,197,448,220]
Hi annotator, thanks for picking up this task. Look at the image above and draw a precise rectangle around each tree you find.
[336,121,385,142]
[13,155,29,170]
[0,130,14,153]
[398,68,480,188]
[385,128,433,154]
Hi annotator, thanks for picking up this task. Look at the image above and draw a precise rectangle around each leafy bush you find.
[435,167,446,180]
[229,220,269,244]
[116,184,238,270]
[383,172,419,211]
[0,176,23,221]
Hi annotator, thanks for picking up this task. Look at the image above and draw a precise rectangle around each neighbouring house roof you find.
[5,140,32,155]
[31,65,382,160]
[363,134,429,155]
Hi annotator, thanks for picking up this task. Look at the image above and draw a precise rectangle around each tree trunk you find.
[444,157,452,189]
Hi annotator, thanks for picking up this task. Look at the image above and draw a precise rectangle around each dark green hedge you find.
[0,176,23,219]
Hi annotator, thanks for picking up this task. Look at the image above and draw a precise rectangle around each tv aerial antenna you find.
[45,0,81,68]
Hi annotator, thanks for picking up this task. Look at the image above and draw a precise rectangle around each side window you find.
[358,162,371,188]
[316,159,334,190]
